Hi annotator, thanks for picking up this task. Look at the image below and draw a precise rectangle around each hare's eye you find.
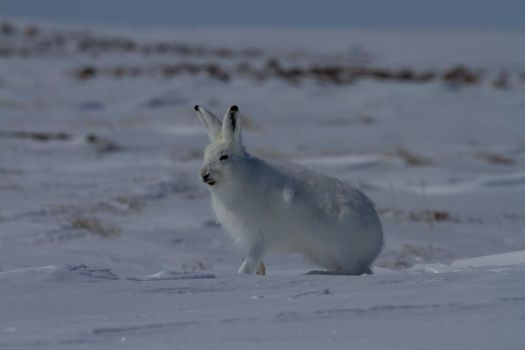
[219,154,229,161]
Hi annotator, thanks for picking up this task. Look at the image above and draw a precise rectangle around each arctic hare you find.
[195,105,383,275]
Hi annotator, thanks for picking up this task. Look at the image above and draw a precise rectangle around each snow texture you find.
[1,19,525,349]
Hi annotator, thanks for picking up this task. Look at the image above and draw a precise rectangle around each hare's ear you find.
[195,105,222,142]
[222,105,242,146]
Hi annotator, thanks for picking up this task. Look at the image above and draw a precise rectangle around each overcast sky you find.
[2,0,524,31]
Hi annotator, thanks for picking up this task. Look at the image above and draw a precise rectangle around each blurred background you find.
[1,0,524,272]
[3,0,525,30]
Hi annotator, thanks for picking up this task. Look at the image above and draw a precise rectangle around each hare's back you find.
[272,160,379,225]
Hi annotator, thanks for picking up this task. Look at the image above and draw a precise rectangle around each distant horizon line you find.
[4,16,525,35]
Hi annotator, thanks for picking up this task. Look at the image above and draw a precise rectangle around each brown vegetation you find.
[408,210,459,223]
[476,152,515,165]
[3,20,520,88]
[0,130,72,142]
[395,147,432,166]
[68,215,122,237]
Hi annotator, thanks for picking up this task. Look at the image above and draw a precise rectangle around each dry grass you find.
[396,147,432,166]
[355,115,376,125]
[378,208,459,223]
[476,152,515,165]
[113,195,144,212]
[0,130,71,142]
[85,133,122,154]
[409,210,459,223]
[68,215,122,237]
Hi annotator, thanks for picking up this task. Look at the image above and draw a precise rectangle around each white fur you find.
[195,105,383,275]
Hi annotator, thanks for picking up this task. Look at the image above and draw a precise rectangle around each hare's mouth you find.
[202,178,216,186]
[200,172,216,186]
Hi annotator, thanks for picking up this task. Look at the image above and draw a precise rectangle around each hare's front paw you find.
[238,257,255,273]
[238,257,266,276]
[238,259,266,275]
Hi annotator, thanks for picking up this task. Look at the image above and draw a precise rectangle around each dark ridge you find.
[0,130,72,142]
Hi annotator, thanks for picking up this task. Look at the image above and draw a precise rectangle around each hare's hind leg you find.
[256,261,266,275]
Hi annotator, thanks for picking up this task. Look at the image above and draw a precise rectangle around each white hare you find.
[195,105,383,275]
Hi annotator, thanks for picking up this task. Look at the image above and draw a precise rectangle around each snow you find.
[1,259,525,349]
[1,19,525,349]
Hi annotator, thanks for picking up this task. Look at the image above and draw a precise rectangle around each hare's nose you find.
[200,168,210,180]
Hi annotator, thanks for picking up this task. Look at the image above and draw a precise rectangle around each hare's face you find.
[195,105,244,188]
[200,142,235,186]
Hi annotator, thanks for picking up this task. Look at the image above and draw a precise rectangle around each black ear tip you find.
[230,105,238,112]
[194,105,200,111]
